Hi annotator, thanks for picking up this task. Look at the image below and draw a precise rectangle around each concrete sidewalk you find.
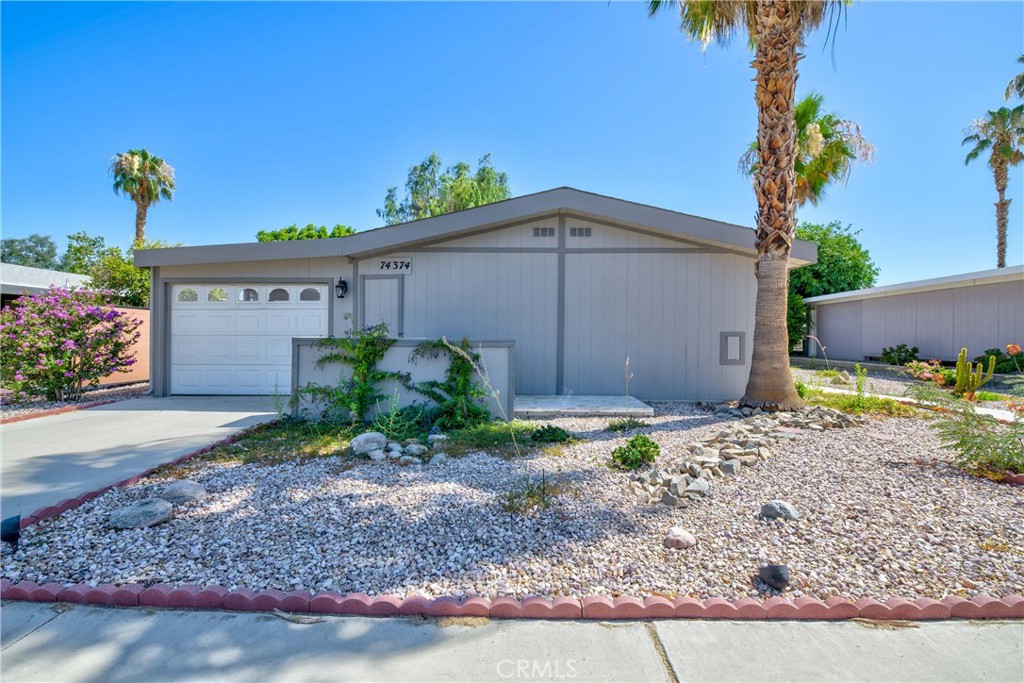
[1,602,1021,682]
[0,396,278,519]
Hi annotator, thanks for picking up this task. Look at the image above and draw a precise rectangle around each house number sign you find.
[369,257,413,274]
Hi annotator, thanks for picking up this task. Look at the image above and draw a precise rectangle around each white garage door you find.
[170,284,329,394]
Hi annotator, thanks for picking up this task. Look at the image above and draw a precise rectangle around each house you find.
[0,263,90,308]
[135,188,817,401]
[804,265,1024,363]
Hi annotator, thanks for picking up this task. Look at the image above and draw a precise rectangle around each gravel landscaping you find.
[791,366,916,399]
[2,403,1022,603]
[0,382,149,421]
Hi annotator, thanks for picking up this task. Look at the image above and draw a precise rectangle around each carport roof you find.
[135,187,818,267]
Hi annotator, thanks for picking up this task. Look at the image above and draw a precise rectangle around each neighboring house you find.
[0,263,90,308]
[0,262,151,386]
[805,265,1024,363]
[135,187,817,400]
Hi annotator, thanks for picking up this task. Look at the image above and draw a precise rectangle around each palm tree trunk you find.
[994,161,1009,268]
[740,0,803,410]
[134,202,148,245]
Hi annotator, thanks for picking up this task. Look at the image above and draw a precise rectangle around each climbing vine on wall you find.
[408,337,490,430]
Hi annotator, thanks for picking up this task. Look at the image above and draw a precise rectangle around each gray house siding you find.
[357,217,755,400]
[810,278,1024,362]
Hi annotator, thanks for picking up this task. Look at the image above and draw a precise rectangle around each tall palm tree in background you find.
[110,149,176,243]
[1005,55,1024,101]
[963,105,1024,268]
[739,92,874,207]
[648,0,846,410]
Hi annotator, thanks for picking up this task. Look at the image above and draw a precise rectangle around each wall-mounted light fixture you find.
[335,278,349,299]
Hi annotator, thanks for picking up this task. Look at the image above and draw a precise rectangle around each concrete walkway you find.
[0,602,1021,682]
[0,396,278,519]
[514,395,654,419]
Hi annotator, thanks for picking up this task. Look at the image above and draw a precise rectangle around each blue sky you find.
[2,1,1022,285]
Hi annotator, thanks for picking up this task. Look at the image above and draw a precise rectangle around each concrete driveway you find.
[0,396,279,519]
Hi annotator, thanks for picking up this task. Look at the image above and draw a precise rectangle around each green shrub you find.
[975,347,1024,375]
[372,393,432,441]
[815,368,841,379]
[530,424,574,443]
[799,384,916,417]
[611,434,660,470]
[910,386,1024,474]
[881,344,919,365]
[604,417,649,432]
[298,315,405,425]
[446,420,535,456]
[975,391,1010,402]
[794,380,809,399]
[409,338,490,430]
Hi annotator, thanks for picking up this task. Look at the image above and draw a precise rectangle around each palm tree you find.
[1006,55,1024,101]
[739,92,874,207]
[648,0,845,410]
[110,149,176,243]
[963,105,1024,268]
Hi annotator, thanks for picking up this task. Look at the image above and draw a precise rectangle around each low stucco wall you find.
[98,307,150,386]
[810,279,1024,362]
[291,338,514,421]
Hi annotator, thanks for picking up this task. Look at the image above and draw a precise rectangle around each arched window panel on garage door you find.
[269,287,290,302]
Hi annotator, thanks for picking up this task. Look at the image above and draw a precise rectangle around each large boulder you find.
[109,498,172,529]
[404,443,429,457]
[350,432,388,455]
[159,480,207,505]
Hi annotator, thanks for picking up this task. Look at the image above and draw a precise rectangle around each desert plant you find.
[624,357,634,397]
[408,337,490,430]
[0,287,142,402]
[881,344,919,365]
[611,434,660,471]
[298,315,406,425]
[498,469,561,515]
[910,385,1023,474]
[372,391,431,441]
[530,424,574,444]
[605,417,649,432]
[955,348,995,397]
[853,363,868,411]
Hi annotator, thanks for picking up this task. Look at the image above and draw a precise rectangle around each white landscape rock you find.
[404,444,429,457]
[108,498,172,529]
[350,432,388,455]
[427,434,448,447]
[664,526,697,549]
[428,453,448,466]
[159,480,207,505]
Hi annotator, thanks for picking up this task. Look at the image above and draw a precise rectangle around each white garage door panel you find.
[170,284,328,395]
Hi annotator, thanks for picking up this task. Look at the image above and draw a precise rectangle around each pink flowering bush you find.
[0,287,142,402]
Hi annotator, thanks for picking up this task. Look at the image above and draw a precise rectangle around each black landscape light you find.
[335,278,349,299]
[1,515,21,553]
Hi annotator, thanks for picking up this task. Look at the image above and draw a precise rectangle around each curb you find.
[6,423,1023,622]
[0,400,120,426]
[0,578,1020,621]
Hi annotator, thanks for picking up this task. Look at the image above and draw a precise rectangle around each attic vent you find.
[533,227,555,237]
[570,227,592,237]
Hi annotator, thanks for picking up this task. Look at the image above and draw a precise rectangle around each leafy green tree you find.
[963,105,1024,268]
[61,231,108,275]
[739,92,874,207]
[789,221,879,344]
[1,234,60,269]
[647,0,847,410]
[256,224,355,242]
[378,152,510,226]
[110,149,176,243]
[88,239,178,307]
[1006,54,1024,101]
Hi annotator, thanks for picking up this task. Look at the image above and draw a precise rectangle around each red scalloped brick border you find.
[4,422,1023,621]
[0,399,119,425]
[0,578,1020,621]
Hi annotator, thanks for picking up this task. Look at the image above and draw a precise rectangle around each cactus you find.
[954,347,995,396]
